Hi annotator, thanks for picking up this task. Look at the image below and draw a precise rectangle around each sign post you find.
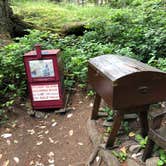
[23,44,64,110]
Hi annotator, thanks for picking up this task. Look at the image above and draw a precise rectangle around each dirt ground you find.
[0,90,95,166]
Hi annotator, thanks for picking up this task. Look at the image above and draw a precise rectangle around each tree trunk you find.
[0,0,33,37]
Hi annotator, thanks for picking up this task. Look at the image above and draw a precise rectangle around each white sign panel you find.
[31,84,60,101]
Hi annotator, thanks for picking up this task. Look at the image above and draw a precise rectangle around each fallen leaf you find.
[47,152,54,157]
[78,142,84,146]
[120,146,127,154]
[27,129,35,135]
[37,154,41,158]
[14,140,18,144]
[129,132,135,137]
[38,134,43,138]
[29,160,34,165]
[6,140,11,145]
[89,103,93,107]
[96,156,100,162]
[36,141,43,146]
[39,126,46,129]
[45,130,49,134]
[49,164,55,166]
[2,160,9,166]
[13,157,19,163]
[1,133,12,138]
[67,113,73,118]
[69,130,73,136]
[48,159,54,164]
[51,122,57,127]
[5,128,10,132]
[51,119,56,122]
[49,137,54,143]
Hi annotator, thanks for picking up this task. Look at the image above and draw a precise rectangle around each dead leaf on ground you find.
[39,126,46,129]
[48,158,54,164]
[2,160,9,166]
[49,137,54,143]
[67,113,73,118]
[47,152,54,157]
[129,132,135,137]
[14,140,18,144]
[6,139,11,145]
[36,141,43,146]
[1,133,12,138]
[120,146,127,154]
[78,142,84,146]
[13,157,19,163]
[51,119,56,122]
[45,130,49,134]
[51,122,57,127]
[69,130,73,136]
[27,129,35,135]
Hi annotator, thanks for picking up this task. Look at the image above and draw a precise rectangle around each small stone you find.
[146,157,159,166]
[27,110,35,116]
[35,111,46,119]
[127,158,140,166]
[129,144,141,153]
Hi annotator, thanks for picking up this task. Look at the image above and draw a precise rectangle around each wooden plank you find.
[89,54,163,81]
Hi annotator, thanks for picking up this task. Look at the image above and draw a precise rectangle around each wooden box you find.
[88,54,166,110]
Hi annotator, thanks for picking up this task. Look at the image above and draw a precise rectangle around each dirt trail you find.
[0,91,94,166]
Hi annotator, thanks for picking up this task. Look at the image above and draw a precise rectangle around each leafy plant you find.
[102,106,114,121]
[112,150,127,162]
[135,134,148,148]
[87,90,95,97]
[157,149,166,166]
[122,121,130,134]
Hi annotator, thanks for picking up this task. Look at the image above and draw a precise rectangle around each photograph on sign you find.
[29,59,55,78]
[31,84,60,101]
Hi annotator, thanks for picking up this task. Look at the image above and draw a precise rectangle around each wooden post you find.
[91,93,101,120]
[139,105,149,137]
[105,111,124,148]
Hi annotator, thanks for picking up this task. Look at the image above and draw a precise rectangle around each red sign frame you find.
[23,44,64,110]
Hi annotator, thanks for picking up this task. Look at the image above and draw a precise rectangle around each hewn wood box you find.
[88,54,166,110]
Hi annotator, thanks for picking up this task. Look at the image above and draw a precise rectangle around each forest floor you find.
[0,88,165,166]
[0,90,101,166]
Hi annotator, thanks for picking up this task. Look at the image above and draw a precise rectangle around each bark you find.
[0,0,33,37]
